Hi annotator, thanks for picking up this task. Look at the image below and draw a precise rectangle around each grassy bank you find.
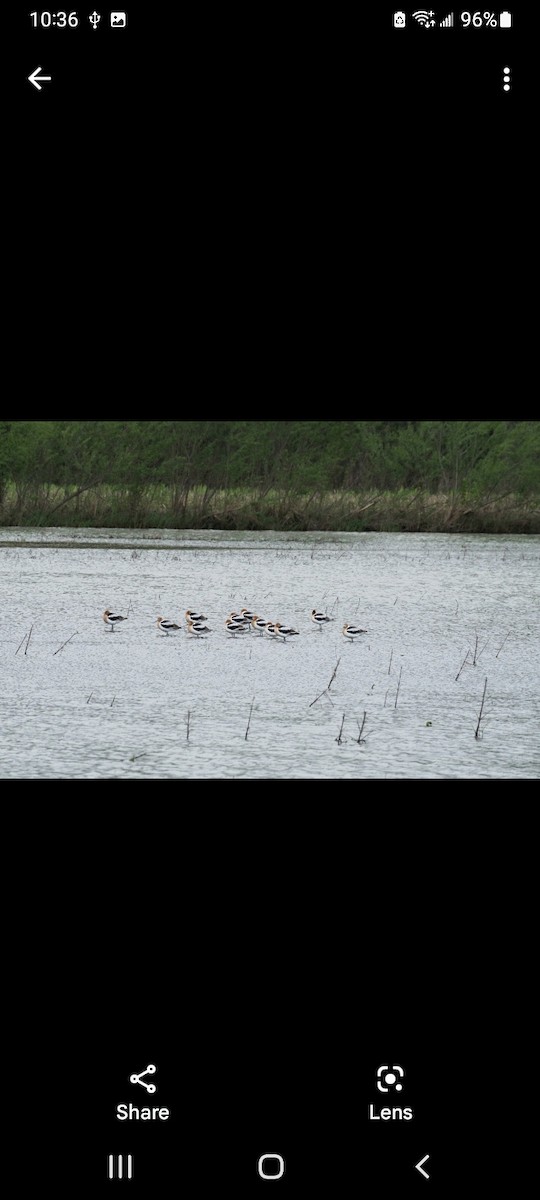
[0,483,538,533]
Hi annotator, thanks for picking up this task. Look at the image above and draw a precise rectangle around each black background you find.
[84,1040,446,1193]
[27,814,488,1198]
[44,994,460,1194]
[17,2,524,407]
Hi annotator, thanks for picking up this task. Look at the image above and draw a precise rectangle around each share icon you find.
[129,1064,157,1093]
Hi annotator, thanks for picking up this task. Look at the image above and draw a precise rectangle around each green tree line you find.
[0,421,538,532]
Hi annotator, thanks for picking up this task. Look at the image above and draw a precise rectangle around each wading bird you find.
[311,609,333,629]
[103,609,128,631]
[342,622,367,641]
[225,618,249,635]
[273,622,300,641]
[156,616,182,635]
[186,619,212,637]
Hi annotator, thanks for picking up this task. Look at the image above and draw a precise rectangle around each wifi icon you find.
[412,9,436,25]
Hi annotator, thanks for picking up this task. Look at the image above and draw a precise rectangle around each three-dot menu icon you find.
[503,66,511,90]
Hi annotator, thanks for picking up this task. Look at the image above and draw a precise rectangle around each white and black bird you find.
[156,616,182,635]
[103,609,128,631]
[185,609,208,623]
[311,609,333,629]
[225,617,249,635]
[273,622,300,641]
[186,618,212,637]
[342,622,367,641]
[251,615,268,636]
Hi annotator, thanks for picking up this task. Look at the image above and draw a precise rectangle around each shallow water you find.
[0,528,538,779]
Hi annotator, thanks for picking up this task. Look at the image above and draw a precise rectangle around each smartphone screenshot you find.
[18,11,517,1190]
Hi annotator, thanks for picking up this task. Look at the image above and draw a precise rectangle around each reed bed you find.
[1,483,538,534]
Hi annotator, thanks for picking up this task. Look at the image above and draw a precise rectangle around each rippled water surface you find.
[0,528,538,779]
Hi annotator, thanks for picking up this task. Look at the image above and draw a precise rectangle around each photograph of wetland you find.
[1,421,538,780]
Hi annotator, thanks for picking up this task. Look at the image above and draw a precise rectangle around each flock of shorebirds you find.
[102,608,368,642]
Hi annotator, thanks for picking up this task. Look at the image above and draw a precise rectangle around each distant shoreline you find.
[0,486,538,535]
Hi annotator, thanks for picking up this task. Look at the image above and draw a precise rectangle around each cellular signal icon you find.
[440,12,454,26]
[412,10,436,25]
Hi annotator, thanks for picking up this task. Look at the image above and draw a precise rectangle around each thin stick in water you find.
[336,712,346,744]
[24,624,34,656]
[186,710,191,742]
[472,633,479,666]
[357,712,367,743]
[244,697,255,740]
[388,648,393,675]
[15,629,31,656]
[455,651,470,682]
[86,693,93,704]
[327,657,341,692]
[496,633,510,659]
[110,696,116,707]
[53,631,78,655]
[394,666,402,709]
[309,658,341,707]
[474,677,488,739]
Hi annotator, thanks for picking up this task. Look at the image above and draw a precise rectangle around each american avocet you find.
[156,616,181,635]
[264,621,279,638]
[186,619,212,637]
[311,609,333,628]
[251,615,268,636]
[342,622,367,641]
[103,609,128,631]
[274,622,300,640]
[240,608,256,623]
[186,610,208,623]
[225,618,249,635]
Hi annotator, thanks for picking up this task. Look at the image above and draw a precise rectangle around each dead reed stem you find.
[53,631,78,655]
[357,712,367,743]
[15,629,31,656]
[496,633,509,659]
[474,678,488,739]
[244,697,255,740]
[309,658,341,707]
[455,651,470,681]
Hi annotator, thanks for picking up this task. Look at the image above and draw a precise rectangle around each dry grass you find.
[0,483,538,533]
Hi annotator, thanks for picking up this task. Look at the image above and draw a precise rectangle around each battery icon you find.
[499,11,512,26]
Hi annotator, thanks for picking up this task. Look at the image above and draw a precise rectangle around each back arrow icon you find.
[415,1154,430,1179]
[28,67,52,91]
